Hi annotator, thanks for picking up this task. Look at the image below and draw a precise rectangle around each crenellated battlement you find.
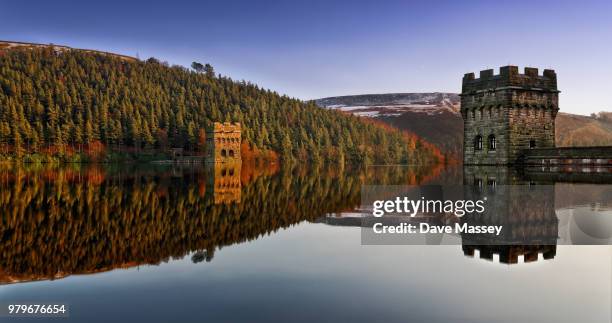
[462,245,556,264]
[209,122,241,134]
[462,66,558,94]
[461,66,559,165]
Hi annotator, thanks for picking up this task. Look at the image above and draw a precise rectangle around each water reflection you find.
[1,164,610,323]
[462,165,612,264]
[2,162,611,284]
[209,162,242,204]
[328,165,612,264]
[461,166,558,264]
[0,162,439,284]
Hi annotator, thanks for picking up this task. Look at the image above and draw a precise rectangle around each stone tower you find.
[206,122,241,163]
[461,66,559,165]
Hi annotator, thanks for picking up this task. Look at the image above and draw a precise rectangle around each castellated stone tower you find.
[461,66,559,165]
[206,122,241,163]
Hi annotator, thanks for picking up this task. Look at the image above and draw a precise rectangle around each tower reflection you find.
[462,166,558,264]
[207,162,242,204]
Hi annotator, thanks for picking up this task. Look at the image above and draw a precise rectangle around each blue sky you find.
[1,0,611,115]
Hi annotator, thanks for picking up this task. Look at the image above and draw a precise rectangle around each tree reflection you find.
[0,162,439,283]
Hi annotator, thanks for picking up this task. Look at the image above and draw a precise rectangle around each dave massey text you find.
[372,223,503,236]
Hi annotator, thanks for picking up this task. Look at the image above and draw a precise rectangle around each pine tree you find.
[0,47,443,165]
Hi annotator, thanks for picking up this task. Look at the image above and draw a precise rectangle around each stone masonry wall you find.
[462,91,510,164]
[521,146,612,166]
[508,92,557,160]
[205,122,242,163]
[461,66,559,165]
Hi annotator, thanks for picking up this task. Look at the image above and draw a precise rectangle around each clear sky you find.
[1,0,611,115]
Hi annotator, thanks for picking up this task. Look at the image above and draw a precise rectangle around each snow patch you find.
[354,111,380,117]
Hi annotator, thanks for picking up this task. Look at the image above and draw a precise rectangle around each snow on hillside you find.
[316,93,460,118]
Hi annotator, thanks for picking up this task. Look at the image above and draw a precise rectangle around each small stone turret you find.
[205,122,241,163]
[461,66,559,165]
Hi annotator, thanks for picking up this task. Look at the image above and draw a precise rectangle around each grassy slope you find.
[380,111,612,159]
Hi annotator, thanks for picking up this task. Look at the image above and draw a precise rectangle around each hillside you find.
[318,93,462,158]
[0,40,138,61]
[0,44,443,165]
[318,93,612,158]
[316,92,460,117]
[556,112,612,147]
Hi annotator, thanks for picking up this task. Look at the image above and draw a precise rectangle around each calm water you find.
[0,163,610,323]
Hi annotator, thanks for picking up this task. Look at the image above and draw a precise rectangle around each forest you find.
[0,46,443,164]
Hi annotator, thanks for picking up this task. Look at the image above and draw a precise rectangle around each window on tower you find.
[529,140,536,149]
[474,135,483,151]
[488,135,496,151]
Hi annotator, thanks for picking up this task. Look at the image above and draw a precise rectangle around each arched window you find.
[529,140,536,149]
[487,179,497,190]
[474,178,483,192]
[474,135,483,151]
[221,149,227,157]
[229,150,235,157]
[488,135,496,151]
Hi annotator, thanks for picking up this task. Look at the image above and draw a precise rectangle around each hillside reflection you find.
[0,162,440,284]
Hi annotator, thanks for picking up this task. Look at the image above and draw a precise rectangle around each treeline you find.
[0,47,443,164]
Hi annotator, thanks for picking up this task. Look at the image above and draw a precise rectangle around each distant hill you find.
[0,40,138,61]
[0,42,443,165]
[556,112,612,147]
[318,93,462,158]
[316,93,460,117]
[318,93,612,159]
